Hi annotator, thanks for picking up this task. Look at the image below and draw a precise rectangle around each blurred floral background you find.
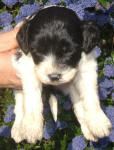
[0,0,114,150]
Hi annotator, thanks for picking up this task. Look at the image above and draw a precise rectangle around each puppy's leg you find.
[21,78,43,143]
[21,65,43,143]
[11,90,24,143]
[12,54,44,143]
[71,52,111,141]
[68,84,97,141]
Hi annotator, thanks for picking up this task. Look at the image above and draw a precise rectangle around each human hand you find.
[0,27,20,52]
[0,49,22,88]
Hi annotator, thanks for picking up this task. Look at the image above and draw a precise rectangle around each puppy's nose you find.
[48,73,61,81]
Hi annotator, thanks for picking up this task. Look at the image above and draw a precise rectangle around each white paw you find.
[81,123,98,142]
[21,114,44,143]
[11,123,24,143]
[85,110,112,140]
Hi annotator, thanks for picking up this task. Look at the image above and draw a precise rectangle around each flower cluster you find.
[98,55,114,101]
[67,136,87,150]
[2,0,23,6]
[103,64,114,77]
[0,0,114,150]
[0,11,13,27]
[0,125,11,137]
[15,2,39,24]
[0,0,114,29]
[4,105,15,123]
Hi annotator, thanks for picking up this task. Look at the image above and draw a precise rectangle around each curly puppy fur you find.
[11,6,111,143]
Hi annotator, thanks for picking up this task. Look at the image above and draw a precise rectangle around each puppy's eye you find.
[31,52,44,64]
[60,63,68,69]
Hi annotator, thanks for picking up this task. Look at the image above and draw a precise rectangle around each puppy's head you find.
[17,6,99,85]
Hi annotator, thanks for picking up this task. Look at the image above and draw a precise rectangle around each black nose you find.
[48,73,61,81]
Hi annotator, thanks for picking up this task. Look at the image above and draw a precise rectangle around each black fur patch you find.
[16,6,99,67]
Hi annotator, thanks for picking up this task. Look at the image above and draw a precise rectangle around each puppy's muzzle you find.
[48,73,61,81]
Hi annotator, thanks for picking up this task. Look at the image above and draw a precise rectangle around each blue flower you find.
[99,87,109,100]
[106,57,112,61]
[84,11,110,26]
[67,136,87,150]
[80,0,96,8]
[43,103,50,116]
[0,125,11,137]
[63,0,72,5]
[0,25,13,33]
[84,10,97,21]
[103,64,114,77]
[90,137,109,148]
[14,15,24,24]
[98,78,114,100]
[20,2,39,17]
[0,11,13,27]
[94,148,102,150]
[18,0,23,3]
[43,119,57,139]
[67,4,85,20]
[2,0,18,6]
[95,2,103,11]
[63,98,72,110]
[4,105,15,123]
[68,0,97,21]
[103,106,114,128]
[56,120,68,129]
[95,2,112,12]
[99,78,113,89]
[45,0,60,7]
[112,92,114,101]
[82,1,112,27]
[2,0,23,6]
[106,2,111,10]
[93,46,102,58]
[96,14,110,26]
[109,128,114,142]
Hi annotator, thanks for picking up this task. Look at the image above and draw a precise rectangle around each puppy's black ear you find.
[81,21,100,53]
[16,21,30,55]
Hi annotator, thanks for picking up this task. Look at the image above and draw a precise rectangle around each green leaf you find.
[60,135,67,150]
[99,0,107,7]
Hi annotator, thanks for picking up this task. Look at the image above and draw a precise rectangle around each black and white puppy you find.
[11,6,111,143]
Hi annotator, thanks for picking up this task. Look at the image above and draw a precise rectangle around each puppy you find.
[11,6,111,143]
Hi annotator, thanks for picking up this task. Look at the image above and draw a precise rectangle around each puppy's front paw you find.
[81,123,98,142]
[21,114,44,143]
[86,110,112,140]
[11,123,24,143]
